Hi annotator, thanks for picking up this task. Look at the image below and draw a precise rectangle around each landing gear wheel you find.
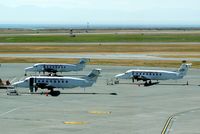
[132,78,134,83]
[49,90,60,97]
[144,81,148,86]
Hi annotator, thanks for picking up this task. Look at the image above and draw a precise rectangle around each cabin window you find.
[50,80,52,83]
[66,80,68,83]
[42,80,44,83]
[58,81,60,83]
[54,80,56,83]
[160,73,162,76]
[46,80,48,83]
[62,81,64,83]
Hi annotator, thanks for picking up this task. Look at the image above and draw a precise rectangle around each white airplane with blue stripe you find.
[12,68,101,96]
[114,62,192,86]
[24,58,89,76]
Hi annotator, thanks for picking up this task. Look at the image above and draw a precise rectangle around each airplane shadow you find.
[21,92,118,96]
[115,82,198,86]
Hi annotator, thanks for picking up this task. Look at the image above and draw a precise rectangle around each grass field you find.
[0,44,199,54]
[0,32,199,68]
[1,34,200,43]
[0,57,199,68]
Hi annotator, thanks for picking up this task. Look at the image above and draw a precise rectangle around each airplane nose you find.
[25,67,34,72]
[12,81,23,87]
[115,73,126,79]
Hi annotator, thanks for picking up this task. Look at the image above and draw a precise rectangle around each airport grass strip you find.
[0,57,199,68]
[1,34,200,43]
[0,44,199,53]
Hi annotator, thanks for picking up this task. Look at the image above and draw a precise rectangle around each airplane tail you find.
[177,63,192,78]
[78,58,90,65]
[84,68,101,82]
[75,58,90,71]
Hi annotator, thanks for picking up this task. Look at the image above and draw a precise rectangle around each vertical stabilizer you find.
[178,63,192,78]
[79,58,90,64]
[85,68,101,82]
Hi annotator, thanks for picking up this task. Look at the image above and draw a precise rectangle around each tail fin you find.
[79,58,90,64]
[85,68,101,82]
[74,58,90,71]
[178,63,192,78]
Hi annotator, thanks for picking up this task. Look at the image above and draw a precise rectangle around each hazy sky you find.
[0,0,199,25]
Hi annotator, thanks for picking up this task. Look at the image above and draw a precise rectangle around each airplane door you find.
[29,78,34,92]
[132,71,135,77]
[43,65,46,70]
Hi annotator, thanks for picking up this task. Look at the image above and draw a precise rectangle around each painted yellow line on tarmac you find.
[64,121,88,125]
[88,111,112,115]
[161,115,174,134]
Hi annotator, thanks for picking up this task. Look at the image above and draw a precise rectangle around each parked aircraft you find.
[12,68,101,96]
[114,63,192,86]
[24,58,89,76]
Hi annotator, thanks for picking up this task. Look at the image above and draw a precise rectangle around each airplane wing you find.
[35,83,55,89]
[141,76,151,81]
[43,68,57,73]
[134,75,151,81]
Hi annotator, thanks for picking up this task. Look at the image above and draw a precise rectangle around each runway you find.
[0,53,199,61]
[0,64,200,134]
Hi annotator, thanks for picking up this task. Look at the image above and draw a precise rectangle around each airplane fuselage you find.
[25,63,85,73]
[115,69,182,81]
[14,76,93,89]
[132,70,180,80]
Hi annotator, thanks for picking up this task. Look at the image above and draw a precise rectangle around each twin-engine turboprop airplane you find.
[24,58,89,76]
[12,69,101,96]
[114,63,192,86]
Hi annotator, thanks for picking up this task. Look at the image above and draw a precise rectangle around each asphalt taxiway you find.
[0,64,200,134]
[0,53,199,61]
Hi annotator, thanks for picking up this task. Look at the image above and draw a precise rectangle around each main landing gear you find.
[144,80,159,87]
[48,88,61,97]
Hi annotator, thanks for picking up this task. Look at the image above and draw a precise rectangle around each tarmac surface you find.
[0,64,200,134]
